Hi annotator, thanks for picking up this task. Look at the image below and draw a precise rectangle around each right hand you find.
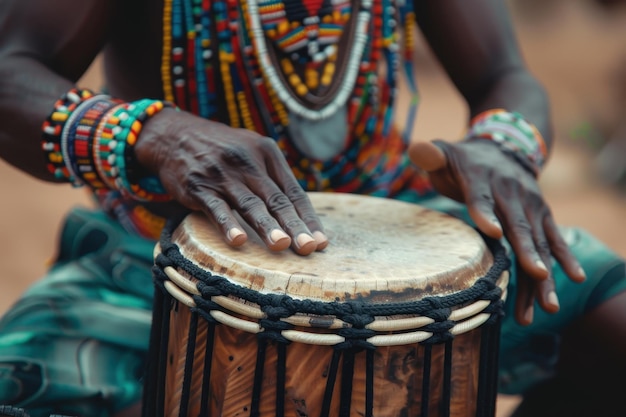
[135,108,328,255]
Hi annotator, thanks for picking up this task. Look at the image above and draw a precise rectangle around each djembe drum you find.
[143,192,509,417]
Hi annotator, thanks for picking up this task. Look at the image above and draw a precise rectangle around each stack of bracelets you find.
[41,88,174,202]
[465,108,548,177]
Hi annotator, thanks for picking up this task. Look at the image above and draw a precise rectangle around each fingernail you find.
[269,229,290,247]
[535,259,548,272]
[578,266,587,280]
[313,231,329,249]
[524,305,534,324]
[296,233,317,252]
[548,291,560,310]
[228,227,246,246]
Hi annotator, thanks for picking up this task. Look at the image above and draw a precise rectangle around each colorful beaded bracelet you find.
[97,99,174,202]
[42,88,95,183]
[42,88,174,201]
[465,109,548,177]
[61,95,122,189]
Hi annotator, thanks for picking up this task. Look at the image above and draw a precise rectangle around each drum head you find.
[172,192,493,303]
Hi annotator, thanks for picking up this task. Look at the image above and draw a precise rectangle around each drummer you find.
[0,1,624,416]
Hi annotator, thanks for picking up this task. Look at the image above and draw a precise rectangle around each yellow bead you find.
[278,21,289,34]
[296,84,308,96]
[51,112,69,122]
[281,58,294,74]
[289,73,300,87]
[305,68,319,89]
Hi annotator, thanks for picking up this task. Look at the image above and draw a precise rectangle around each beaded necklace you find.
[247,0,368,120]
[161,0,423,192]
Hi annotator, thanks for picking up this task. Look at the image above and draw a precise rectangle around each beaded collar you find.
[161,0,420,191]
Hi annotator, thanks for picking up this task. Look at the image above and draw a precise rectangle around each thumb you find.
[408,140,448,172]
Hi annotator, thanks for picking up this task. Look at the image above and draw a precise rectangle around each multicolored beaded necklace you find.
[161,0,427,193]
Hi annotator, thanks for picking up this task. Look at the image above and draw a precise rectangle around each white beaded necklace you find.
[246,0,373,121]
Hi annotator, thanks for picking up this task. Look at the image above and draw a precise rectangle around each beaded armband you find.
[465,109,548,177]
[97,99,174,202]
[42,88,96,183]
[42,88,175,201]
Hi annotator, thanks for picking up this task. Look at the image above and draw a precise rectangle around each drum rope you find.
[442,339,454,417]
[420,344,433,417]
[153,239,509,346]
[199,322,215,416]
[365,349,374,417]
[476,314,502,417]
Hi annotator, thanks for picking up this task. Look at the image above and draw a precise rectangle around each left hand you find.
[409,138,586,325]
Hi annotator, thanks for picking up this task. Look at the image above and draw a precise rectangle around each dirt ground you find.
[1,1,625,415]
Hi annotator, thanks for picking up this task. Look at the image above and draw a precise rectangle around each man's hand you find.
[409,139,586,325]
[135,109,328,255]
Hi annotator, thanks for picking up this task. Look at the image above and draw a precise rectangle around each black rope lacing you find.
[154,216,509,336]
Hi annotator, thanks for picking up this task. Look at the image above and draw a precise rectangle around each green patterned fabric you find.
[0,208,154,417]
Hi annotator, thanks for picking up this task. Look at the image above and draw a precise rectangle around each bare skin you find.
[0,0,624,415]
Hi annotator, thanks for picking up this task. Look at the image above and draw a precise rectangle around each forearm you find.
[0,55,75,181]
[415,0,554,154]
[0,0,113,181]
[467,68,553,154]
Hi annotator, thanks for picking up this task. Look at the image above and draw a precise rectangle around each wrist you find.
[134,107,179,174]
[41,88,175,201]
[464,109,548,177]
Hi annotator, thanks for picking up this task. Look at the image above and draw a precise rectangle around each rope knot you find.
[342,313,374,328]
[197,281,223,298]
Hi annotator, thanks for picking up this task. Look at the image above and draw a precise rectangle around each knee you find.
[559,227,626,311]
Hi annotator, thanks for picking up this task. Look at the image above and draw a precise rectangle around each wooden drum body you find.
[143,193,509,417]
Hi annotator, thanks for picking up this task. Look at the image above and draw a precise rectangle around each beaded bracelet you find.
[97,99,174,202]
[465,109,548,177]
[61,95,122,189]
[42,88,174,201]
[42,88,96,182]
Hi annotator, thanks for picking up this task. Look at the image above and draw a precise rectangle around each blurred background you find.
[1,1,625,415]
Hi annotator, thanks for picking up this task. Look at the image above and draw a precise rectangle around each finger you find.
[263,140,329,251]
[494,194,550,281]
[191,189,248,247]
[534,272,560,315]
[246,179,318,256]
[514,264,536,326]
[465,182,504,240]
[543,216,586,283]
[286,188,329,252]
[526,211,560,313]
[409,140,468,202]
[223,185,292,252]
[407,141,448,172]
